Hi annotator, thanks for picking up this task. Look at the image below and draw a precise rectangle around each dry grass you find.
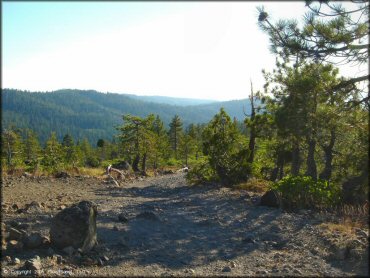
[235,178,272,193]
[318,203,369,235]
[78,167,105,177]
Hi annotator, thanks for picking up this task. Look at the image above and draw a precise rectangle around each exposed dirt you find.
[1,173,369,277]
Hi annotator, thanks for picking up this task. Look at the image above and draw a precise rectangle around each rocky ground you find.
[1,172,369,277]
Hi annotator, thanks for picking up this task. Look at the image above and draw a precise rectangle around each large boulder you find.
[259,190,281,208]
[50,201,97,252]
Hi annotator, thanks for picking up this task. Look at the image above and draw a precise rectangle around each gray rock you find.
[118,213,129,223]
[13,257,21,265]
[50,201,98,252]
[24,233,43,249]
[25,201,43,213]
[222,266,232,272]
[259,190,281,208]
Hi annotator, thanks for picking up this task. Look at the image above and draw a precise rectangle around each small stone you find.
[256,270,268,275]
[54,255,63,264]
[101,255,109,262]
[230,261,237,268]
[62,246,75,256]
[59,205,67,210]
[8,239,23,250]
[4,256,12,263]
[24,257,41,272]
[97,258,104,266]
[13,258,21,265]
[293,269,303,275]
[222,266,232,272]
[355,228,368,238]
[186,268,195,274]
[118,213,129,223]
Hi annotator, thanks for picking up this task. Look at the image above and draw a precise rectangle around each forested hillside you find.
[1,89,250,144]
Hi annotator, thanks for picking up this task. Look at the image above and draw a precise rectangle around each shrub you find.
[271,175,341,210]
[186,160,218,185]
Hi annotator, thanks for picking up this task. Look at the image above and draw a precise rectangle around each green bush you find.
[271,175,341,210]
[186,160,218,185]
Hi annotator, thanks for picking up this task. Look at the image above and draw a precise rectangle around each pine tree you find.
[169,115,183,160]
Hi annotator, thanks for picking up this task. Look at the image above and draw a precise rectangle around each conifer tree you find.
[169,115,183,160]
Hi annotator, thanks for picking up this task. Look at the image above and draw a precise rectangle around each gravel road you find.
[1,173,368,277]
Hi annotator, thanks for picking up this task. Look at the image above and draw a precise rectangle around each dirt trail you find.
[1,173,369,277]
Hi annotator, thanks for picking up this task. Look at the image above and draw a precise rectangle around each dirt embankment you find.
[1,173,369,277]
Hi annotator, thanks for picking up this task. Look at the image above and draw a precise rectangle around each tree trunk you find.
[305,138,317,181]
[132,154,140,172]
[247,80,256,164]
[319,129,336,180]
[291,140,301,176]
[141,152,147,175]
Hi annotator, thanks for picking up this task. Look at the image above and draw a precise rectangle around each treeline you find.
[1,89,250,144]
[1,114,210,174]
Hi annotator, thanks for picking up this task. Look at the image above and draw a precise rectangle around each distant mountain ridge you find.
[124,94,219,106]
[1,89,251,144]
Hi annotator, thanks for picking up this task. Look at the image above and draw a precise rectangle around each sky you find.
[2,1,367,101]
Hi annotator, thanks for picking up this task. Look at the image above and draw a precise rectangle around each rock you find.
[259,190,281,208]
[50,201,98,252]
[4,256,12,264]
[293,269,303,275]
[230,261,237,268]
[13,258,21,265]
[59,205,67,210]
[101,255,109,262]
[24,233,43,249]
[222,266,232,272]
[24,201,43,213]
[186,268,195,274]
[136,211,159,221]
[256,270,268,275]
[24,257,41,273]
[54,171,70,178]
[118,213,129,223]
[12,203,20,211]
[354,228,368,238]
[53,255,63,264]
[62,246,75,256]
[113,226,119,231]
[8,227,23,240]
[8,239,23,250]
[41,235,50,246]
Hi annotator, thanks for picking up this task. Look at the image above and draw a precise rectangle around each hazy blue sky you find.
[2,1,366,100]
